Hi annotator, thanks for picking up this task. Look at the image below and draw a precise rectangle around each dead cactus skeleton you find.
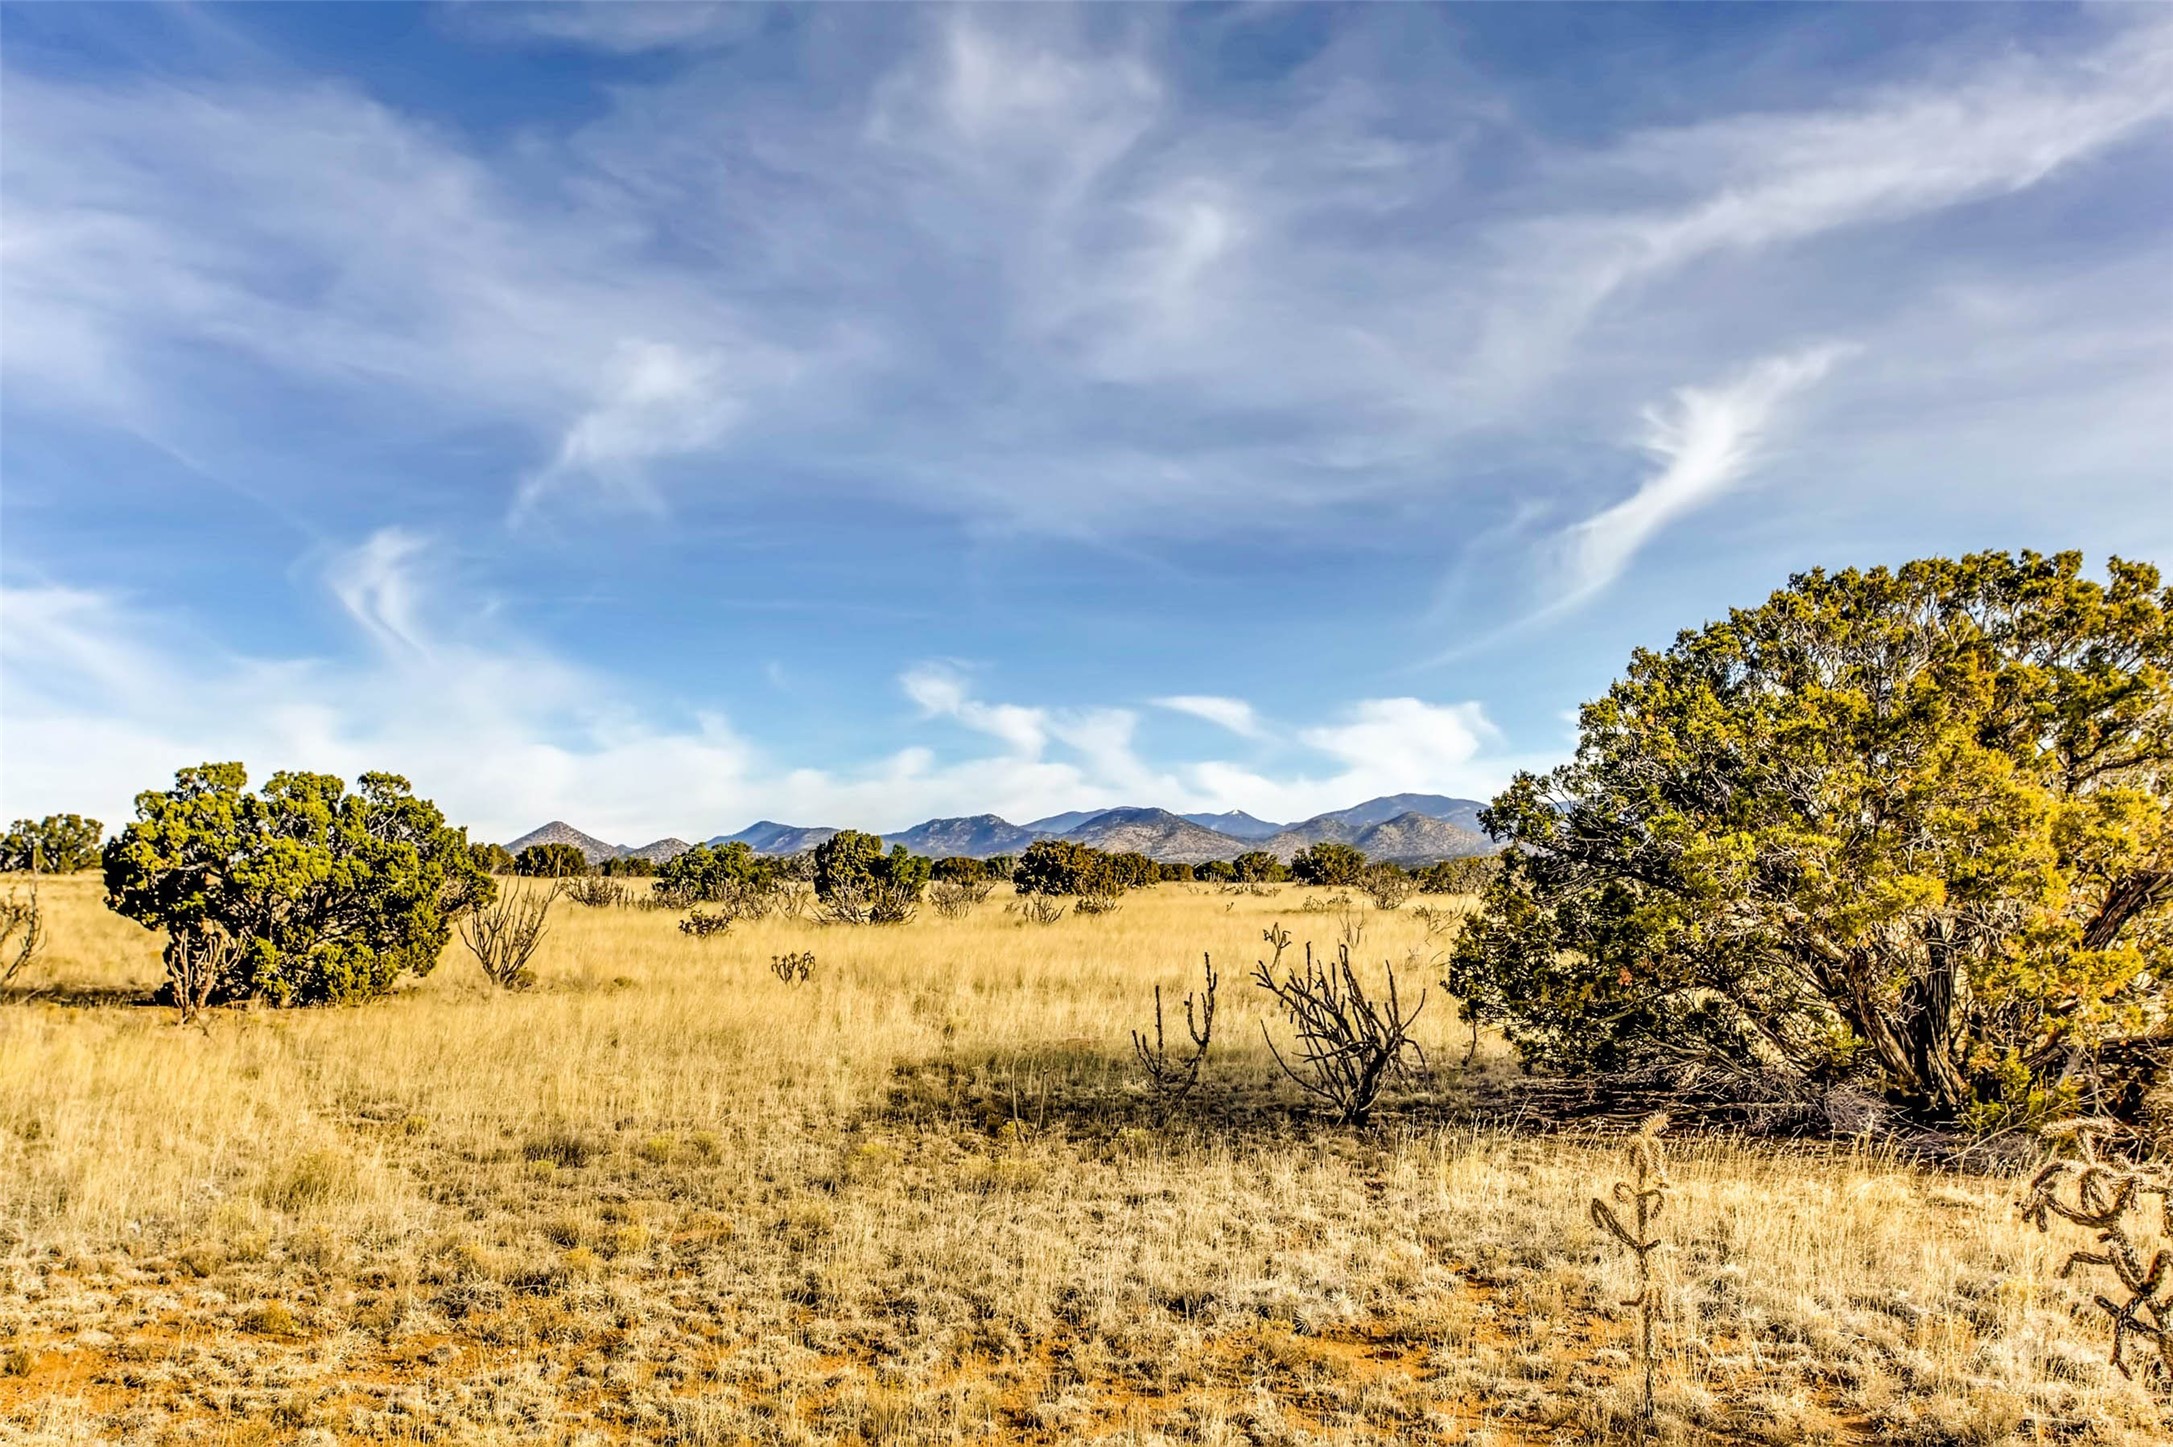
[2019,1119,2172,1387]
[1131,953,1217,1121]
[1251,926,1426,1125]
[1591,1111,1673,1433]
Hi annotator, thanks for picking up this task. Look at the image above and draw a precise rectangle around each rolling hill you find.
[511,793,1498,869]
[1055,807,1254,865]
[708,821,840,855]
[882,815,1042,858]
[504,821,625,864]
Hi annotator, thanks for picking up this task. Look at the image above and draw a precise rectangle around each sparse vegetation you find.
[929,877,993,920]
[678,907,733,938]
[1360,861,1416,910]
[6,872,2172,1445]
[770,950,815,984]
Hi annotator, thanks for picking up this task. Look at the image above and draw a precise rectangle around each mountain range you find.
[505,795,1493,866]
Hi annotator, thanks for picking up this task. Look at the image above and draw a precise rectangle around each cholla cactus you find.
[2019,1119,2172,1387]
[1591,1112,1672,1432]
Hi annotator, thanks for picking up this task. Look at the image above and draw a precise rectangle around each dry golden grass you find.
[2,873,2168,1445]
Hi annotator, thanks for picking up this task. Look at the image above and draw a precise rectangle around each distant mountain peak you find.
[505,820,625,864]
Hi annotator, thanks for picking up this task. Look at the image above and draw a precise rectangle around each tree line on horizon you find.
[10,551,2168,1134]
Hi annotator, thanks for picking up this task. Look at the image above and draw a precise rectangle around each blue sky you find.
[3,2,2169,843]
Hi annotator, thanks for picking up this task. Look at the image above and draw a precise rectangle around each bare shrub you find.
[1361,864,1415,911]
[1591,1112,1673,1431]
[0,881,45,988]
[819,880,918,926]
[2020,1120,2172,1387]
[679,908,734,939]
[1132,954,1217,1121]
[1216,882,1280,898]
[770,951,815,985]
[1252,927,1427,1125]
[1011,896,1066,926]
[1295,890,1356,915]
[169,926,237,1024]
[1073,892,1122,917]
[930,879,993,921]
[563,877,629,909]
[461,881,557,990]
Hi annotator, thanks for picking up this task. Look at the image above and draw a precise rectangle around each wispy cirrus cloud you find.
[1551,346,1848,608]
[1152,695,1262,739]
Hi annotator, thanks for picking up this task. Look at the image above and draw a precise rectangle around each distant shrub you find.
[679,908,733,939]
[1109,851,1158,890]
[931,856,988,885]
[813,832,929,917]
[1156,861,1196,883]
[1194,859,1236,884]
[516,842,589,878]
[656,842,777,906]
[931,878,993,920]
[1074,892,1122,916]
[982,854,1018,882]
[1360,862,1415,910]
[104,762,492,1007]
[1231,851,1286,884]
[1,814,103,873]
[469,841,517,875]
[563,876,629,908]
[599,855,657,877]
[1414,855,1498,894]
[1015,839,1128,899]
[1291,841,1367,886]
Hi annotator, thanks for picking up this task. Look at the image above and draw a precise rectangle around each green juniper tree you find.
[1448,553,2172,1125]
[103,763,492,1007]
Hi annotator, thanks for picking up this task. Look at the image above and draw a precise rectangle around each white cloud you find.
[1553,346,1846,605]
[0,543,1540,840]
[901,664,1049,757]
[516,341,748,516]
[1152,695,1261,738]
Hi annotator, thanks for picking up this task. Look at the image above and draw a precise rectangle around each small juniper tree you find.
[104,763,492,1007]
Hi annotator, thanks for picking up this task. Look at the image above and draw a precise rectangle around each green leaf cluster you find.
[102,763,493,1006]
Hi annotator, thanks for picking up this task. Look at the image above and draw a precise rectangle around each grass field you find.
[1,874,2167,1445]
